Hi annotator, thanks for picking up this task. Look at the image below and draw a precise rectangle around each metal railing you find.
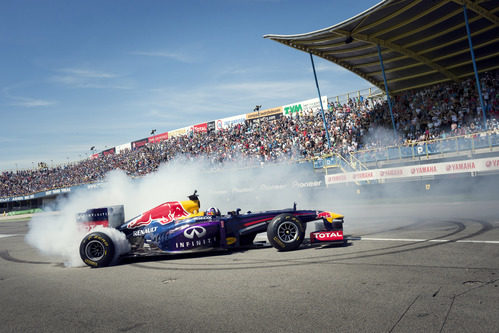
[329,87,385,106]
[314,130,499,169]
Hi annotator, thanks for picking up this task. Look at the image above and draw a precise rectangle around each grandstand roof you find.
[264,0,499,94]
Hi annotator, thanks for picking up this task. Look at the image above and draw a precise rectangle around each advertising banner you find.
[247,113,282,125]
[115,143,131,154]
[325,157,499,185]
[132,138,148,150]
[218,114,246,130]
[193,123,208,134]
[148,131,169,143]
[169,127,187,138]
[282,96,328,116]
[207,121,215,133]
[246,107,283,120]
[215,119,223,131]
[102,147,116,156]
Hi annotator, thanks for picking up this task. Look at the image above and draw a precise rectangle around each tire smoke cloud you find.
[24,158,330,267]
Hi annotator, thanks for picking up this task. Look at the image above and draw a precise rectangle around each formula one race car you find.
[77,191,344,268]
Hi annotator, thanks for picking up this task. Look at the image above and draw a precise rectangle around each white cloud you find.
[59,68,117,79]
[10,97,57,107]
[131,50,197,63]
[51,67,131,90]
[2,85,57,108]
[141,79,316,124]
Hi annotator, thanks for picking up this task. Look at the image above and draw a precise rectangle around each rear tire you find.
[80,232,115,268]
[267,214,304,251]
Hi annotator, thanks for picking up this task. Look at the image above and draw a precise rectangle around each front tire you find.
[267,214,304,251]
[80,232,115,268]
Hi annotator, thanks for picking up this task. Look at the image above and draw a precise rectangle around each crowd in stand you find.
[1,71,498,197]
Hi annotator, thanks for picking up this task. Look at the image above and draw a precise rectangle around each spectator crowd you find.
[1,71,498,198]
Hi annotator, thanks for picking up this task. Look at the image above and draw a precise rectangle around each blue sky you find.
[0,0,379,170]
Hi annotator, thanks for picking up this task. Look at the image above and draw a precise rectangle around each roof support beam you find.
[364,40,499,75]
[377,45,397,138]
[463,3,488,130]
[454,0,499,26]
[370,0,449,39]
[351,10,497,66]
[352,0,422,34]
[271,39,386,92]
[336,30,459,82]
[309,53,332,150]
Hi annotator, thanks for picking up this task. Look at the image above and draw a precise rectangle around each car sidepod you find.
[156,219,227,253]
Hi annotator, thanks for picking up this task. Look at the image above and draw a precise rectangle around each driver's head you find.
[206,207,220,216]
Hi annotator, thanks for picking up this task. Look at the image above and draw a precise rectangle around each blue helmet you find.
[206,207,220,216]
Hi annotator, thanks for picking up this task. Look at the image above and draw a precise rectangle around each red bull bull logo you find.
[317,211,332,219]
[127,201,190,229]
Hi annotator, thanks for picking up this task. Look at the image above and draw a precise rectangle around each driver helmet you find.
[206,207,220,216]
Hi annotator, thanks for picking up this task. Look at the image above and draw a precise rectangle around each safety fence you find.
[329,86,385,106]
[314,131,499,169]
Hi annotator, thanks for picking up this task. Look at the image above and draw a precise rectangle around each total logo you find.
[184,226,207,239]
[315,231,342,239]
[311,230,343,243]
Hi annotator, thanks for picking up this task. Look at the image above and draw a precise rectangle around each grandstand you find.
[1,0,498,213]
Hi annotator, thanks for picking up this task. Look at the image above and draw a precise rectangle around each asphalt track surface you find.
[0,200,498,332]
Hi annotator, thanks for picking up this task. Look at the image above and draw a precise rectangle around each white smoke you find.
[25,154,498,267]
[87,225,132,262]
[25,157,330,267]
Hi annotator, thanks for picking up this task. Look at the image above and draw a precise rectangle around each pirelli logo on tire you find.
[273,236,286,248]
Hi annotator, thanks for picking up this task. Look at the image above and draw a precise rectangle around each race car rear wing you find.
[76,205,125,230]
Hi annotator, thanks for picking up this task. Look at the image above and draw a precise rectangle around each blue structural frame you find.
[377,44,397,138]
[463,4,488,130]
[309,53,332,150]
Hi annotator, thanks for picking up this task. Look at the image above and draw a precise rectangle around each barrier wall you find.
[0,183,104,204]
[325,156,499,185]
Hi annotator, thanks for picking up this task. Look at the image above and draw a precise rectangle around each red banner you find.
[148,131,169,143]
[193,123,207,133]
[102,148,115,156]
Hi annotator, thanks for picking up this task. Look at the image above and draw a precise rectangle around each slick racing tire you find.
[80,232,115,268]
[267,213,304,251]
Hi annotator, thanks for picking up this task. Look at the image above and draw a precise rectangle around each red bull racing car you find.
[78,191,345,268]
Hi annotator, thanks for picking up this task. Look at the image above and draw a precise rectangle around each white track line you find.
[347,237,499,244]
[0,234,18,239]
